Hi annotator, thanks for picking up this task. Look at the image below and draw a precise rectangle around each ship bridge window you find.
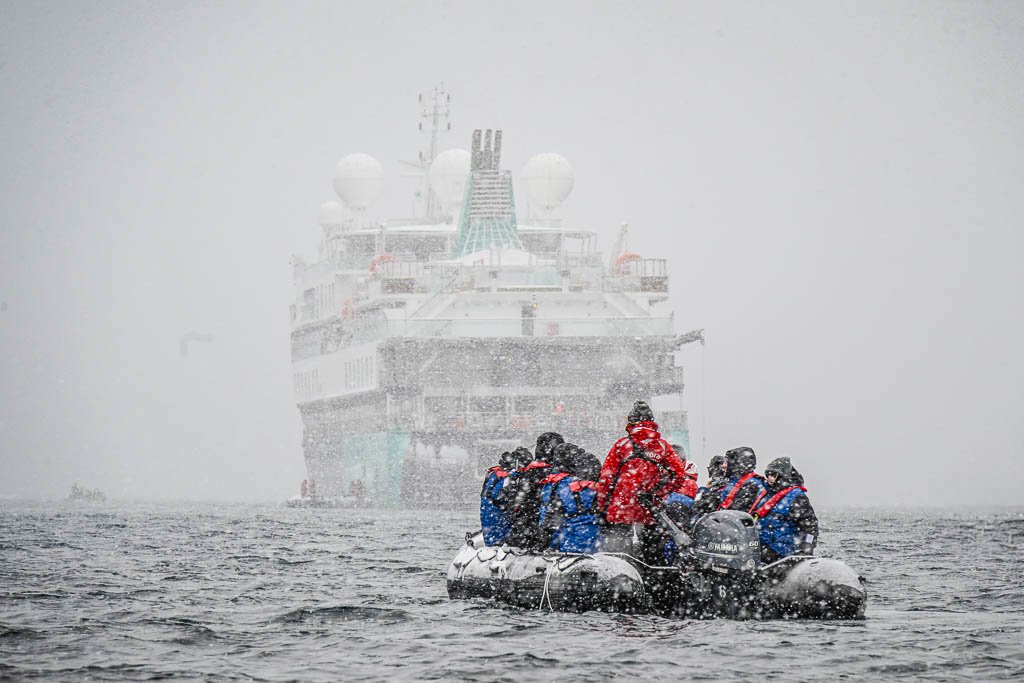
[345,235,376,254]
[387,235,447,259]
[520,233,561,255]
[563,233,592,252]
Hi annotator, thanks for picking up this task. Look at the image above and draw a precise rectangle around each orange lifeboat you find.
[614,252,641,275]
[369,253,397,277]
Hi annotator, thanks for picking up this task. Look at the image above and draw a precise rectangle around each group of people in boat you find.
[480,400,819,564]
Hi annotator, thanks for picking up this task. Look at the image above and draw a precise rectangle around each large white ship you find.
[290,89,702,507]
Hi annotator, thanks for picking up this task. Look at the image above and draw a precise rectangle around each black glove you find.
[798,541,814,555]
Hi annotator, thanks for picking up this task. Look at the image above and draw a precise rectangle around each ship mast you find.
[411,85,452,221]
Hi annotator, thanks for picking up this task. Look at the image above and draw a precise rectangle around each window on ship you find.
[345,235,376,255]
[386,234,447,260]
[520,232,562,257]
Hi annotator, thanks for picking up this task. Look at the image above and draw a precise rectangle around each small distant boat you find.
[283,478,362,508]
[283,495,357,509]
[67,484,106,503]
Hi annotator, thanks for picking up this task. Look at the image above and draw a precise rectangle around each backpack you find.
[600,440,678,518]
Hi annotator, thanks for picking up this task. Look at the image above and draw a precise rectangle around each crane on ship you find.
[609,222,644,275]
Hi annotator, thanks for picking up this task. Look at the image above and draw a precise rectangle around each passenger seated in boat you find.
[500,433,563,549]
[480,450,517,546]
[596,401,697,561]
[538,443,601,553]
[480,447,532,545]
[571,450,602,482]
[754,457,819,562]
[653,455,702,564]
[691,446,767,517]
[695,454,728,504]
[662,443,697,513]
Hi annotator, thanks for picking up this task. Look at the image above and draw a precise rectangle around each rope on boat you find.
[538,554,599,610]
[601,552,677,571]
[539,558,556,611]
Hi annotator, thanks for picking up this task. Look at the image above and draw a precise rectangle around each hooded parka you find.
[597,420,697,525]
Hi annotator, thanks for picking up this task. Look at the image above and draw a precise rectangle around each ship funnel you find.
[454,129,522,257]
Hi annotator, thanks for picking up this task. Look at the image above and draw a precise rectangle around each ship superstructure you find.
[290,89,700,507]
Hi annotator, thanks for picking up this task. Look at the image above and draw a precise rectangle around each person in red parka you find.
[597,400,698,530]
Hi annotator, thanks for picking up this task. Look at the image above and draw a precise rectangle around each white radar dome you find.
[333,153,384,210]
[429,148,471,211]
[318,201,345,232]
[522,153,574,214]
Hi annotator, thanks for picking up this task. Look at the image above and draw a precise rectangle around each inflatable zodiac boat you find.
[446,511,866,619]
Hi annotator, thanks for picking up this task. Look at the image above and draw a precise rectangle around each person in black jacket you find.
[535,431,565,462]
[691,446,767,516]
[694,454,728,506]
[536,443,601,553]
[501,433,563,548]
[754,457,819,561]
[707,454,727,487]
[571,450,602,483]
[719,446,768,513]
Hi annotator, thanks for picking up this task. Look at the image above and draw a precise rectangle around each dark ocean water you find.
[1,502,1022,681]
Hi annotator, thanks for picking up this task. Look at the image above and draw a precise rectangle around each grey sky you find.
[1,1,1021,504]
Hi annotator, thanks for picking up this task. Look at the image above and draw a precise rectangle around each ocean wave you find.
[2,503,1023,680]
[274,604,411,625]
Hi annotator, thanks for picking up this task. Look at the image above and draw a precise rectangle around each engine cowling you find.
[690,510,760,573]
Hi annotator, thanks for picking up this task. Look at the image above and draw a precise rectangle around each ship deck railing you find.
[385,316,675,338]
[292,316,680,363]
[416,409,687,436]
[295,315,677,349]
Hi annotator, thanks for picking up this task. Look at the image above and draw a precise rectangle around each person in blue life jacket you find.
[501,434,564,549]
[480,450,516,546]
[754,457,819,562]
[480,447,533,545]
[538,443,601,553]
[648,444,700,564]
[661,443,696,518]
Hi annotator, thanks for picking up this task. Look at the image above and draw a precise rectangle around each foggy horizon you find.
[2,2,1022,507]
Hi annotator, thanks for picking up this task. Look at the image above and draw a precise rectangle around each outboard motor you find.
[691,510,760,573]
[685,510,761,617]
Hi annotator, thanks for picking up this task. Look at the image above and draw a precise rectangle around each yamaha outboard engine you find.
[691,510,760,573]
[685,510,761,617]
